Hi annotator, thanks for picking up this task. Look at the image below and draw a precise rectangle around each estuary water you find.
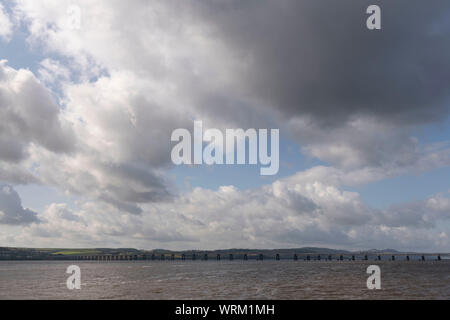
[0,260,448,299]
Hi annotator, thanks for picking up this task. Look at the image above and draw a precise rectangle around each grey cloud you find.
[81,161,172,209]
[193,0,450,126]
[0,61,75,163]
[101,162,169,201]
[289,117,425,169]
[376,193,450,228]
[0,137,25,162]
[0,184,39,225]
[16,0,449,176]
[0,163,40,184]
[99,195,143,215]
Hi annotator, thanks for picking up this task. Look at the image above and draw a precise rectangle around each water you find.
[0,260,448,299]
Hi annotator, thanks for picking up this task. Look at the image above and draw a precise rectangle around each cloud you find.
[0,162,39,184]
[1,1,448,251]
[0,3,13,42]
[38,58,71,85]
[6,167,448,251]
[192,0,450,126]
[1,59,176,208]
[289,116,450,170]
[0,184,39,225]
[13,1,450,171]
[0,60,75,163]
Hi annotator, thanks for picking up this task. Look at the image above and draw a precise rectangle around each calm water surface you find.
[0,261,448,299]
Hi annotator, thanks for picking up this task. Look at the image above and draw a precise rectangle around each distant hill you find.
[0,246,447,260]
[363,249,400,253]
[0,246,362,260]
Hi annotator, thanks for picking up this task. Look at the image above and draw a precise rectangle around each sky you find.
[0,0,449,252]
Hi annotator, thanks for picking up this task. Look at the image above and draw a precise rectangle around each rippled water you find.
[0,260,448,299]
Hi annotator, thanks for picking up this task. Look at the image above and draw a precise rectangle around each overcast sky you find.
[0,0,449,252]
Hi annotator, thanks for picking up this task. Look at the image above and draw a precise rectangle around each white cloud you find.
[4,167,449,251]
[38,58,71,84]
[0,3,13,42]
[288,115,450,173]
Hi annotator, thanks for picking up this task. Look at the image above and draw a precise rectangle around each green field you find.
[51,249,102,256]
